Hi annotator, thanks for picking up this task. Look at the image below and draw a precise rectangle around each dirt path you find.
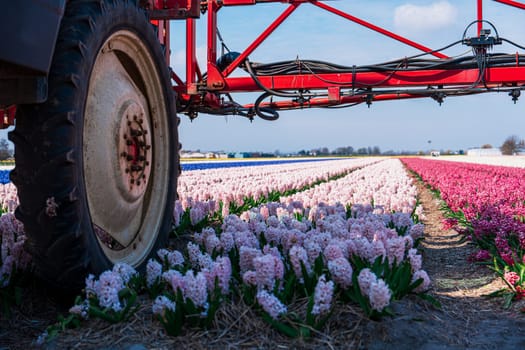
[364,180,525,349]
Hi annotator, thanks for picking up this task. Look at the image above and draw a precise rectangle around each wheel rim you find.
[84,30,171,265]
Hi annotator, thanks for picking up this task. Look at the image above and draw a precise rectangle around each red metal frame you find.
[170,0,525,117]
[2,0,525,126]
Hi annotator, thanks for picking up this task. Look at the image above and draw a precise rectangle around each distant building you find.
[467,148,502,156]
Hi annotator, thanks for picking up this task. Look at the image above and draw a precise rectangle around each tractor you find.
[1,0,525,290]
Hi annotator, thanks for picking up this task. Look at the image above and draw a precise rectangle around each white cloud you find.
[394,1,458,32]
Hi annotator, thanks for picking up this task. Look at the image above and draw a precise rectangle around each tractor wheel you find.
[9,0,178,290]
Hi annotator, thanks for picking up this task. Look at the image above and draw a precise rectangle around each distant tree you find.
[481,144,493,149]
[372,146,381,155]
[357,147,368,155]
[0,139,11,160]
[500,135,523,155]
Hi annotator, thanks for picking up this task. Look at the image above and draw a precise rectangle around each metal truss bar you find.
[223,66,525,92]
[311,1,448,59]
[493,0,525,9]
[221,3,302,77]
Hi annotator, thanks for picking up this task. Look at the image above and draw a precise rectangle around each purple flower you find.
[183,270,209,311]
[412,270,431,293]
[242,270,257,286]
[146,259,163,287]
[357,268,377,296]
[312,275,334,316]
[253,254,278,290]
[324,243,345,261]
[112,263,137,284]
[368,279,392,312]
[206,256,232,294]
[289,245,311,280]
[239,246,262,274]
[327,257,353,289]
[407,248,422,272]
[256,290,287,320]
[152,295,176,317]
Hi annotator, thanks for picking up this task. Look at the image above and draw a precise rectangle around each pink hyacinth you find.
[163,269,184,293]
[152,295,176,316]
[242,270,257,286]
[357,268,377,296]
[385,237,406,265]
[327,257,353,289]
[368,279,392,312]
[504,271,520,286]
[206,256,232,294]
[146,259,163,287]
[312,275,334,316]
[183,270,209,311]
[407,248,422,272]
[112,263,137,284]
[256,290,287,320]
[289,245,311,280]
[323,243,345,261]
[219,231,235,253]
[239,246,262,274]
[253,254,276,290]
[94,270,125,312]
[412,270,431,293]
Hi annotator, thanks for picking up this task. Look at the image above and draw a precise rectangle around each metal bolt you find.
[130,179,135,184]
[126,140,132,146]
[127,121,131,126]
[145,161,150,166]
[126,155,134,161]
[120,152,127,157]
[133,115,137,121]
[137,180,141,186]
[125,168,130,173]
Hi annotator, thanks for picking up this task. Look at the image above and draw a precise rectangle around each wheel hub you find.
[118,102,152,200]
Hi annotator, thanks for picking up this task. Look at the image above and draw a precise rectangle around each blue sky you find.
[3,1,523,154]
[170,1,525,153]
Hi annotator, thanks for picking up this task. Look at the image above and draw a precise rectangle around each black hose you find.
[253,92,280,121]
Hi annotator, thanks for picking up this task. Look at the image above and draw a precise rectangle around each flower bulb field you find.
[2,156,525,348]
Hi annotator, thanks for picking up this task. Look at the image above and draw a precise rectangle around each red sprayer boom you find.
[164,0,525,121]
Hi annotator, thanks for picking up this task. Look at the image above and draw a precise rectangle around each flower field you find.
[2,156,525,347]
[402,157,525,305]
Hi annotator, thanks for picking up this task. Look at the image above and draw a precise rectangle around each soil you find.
[1,180,525,349]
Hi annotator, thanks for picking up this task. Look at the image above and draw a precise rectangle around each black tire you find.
[9,0,178,290]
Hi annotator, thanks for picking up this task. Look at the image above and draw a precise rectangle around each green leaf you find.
[261,312,299,338]
[417,293,441,309]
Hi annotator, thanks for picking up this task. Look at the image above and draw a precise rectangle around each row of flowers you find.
[280,159,421,215]
[36,158,435,342]
[176,158,379,221]
[0,158,436,343]
[402,157,525,304]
